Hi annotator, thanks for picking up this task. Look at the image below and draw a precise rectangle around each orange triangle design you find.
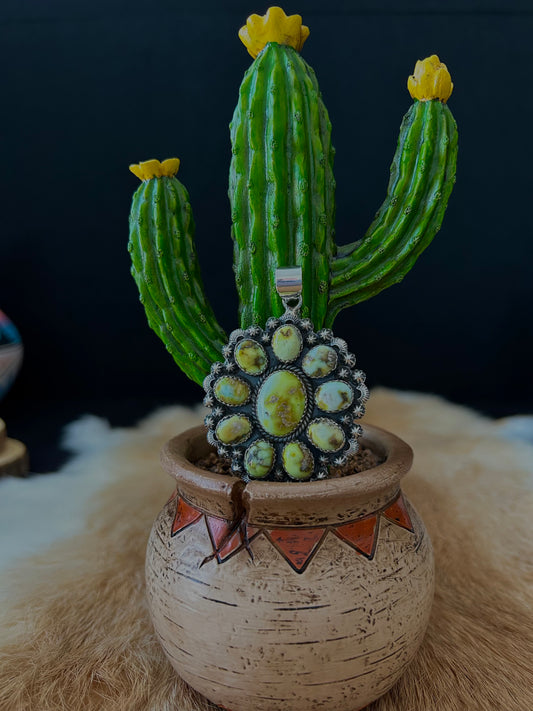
[217,528,244,561]
[206,516,235,548]
[267,528,326,573]
[245,524,261,541]
[335,515,379,559]
[382,494,414,532]
[171,497,202,536]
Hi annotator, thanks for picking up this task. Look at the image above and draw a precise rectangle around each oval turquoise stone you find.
[301,345,337,378]
[256,370,307,437]
[214,376,250,406]
[271,324,302,362]
[215,415,252,445]
[315,381,354,412]
[244,440,275,479]
[307,419,345,452]
[234,339,268,375]
[282,442,314,481]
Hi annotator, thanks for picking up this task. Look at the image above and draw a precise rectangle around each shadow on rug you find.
[0,389,532,711]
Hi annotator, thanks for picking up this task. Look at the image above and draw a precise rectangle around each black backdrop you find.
[2,0,532,469]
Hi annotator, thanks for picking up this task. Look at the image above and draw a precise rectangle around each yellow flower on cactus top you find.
[239,6,310,59]
[408,55,453,103]
[129,158,180,181]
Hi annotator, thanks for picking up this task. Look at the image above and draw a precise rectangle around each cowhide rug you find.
[0,389,532,711]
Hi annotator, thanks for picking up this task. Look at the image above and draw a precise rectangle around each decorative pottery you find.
[0,309,23,400]
[145,424,434,711]
[0,310,28,476]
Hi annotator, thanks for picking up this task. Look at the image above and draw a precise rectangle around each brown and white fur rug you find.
[0,388,532,711]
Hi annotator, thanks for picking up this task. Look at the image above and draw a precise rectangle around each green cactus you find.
[128,8,458,386]
[229,41,335,328]
[128,160,226,384]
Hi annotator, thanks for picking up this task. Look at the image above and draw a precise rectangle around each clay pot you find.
[146,424,434,711]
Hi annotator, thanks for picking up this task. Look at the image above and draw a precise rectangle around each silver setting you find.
[330,337,348,353]
[275,266,303,299]
[228,328,246,344]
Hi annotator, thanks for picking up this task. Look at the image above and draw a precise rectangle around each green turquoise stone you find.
[301,345,337,378]
[256,370,307,437]
[216,415,252,445]
[244,440,275,479]
[271,324,302,362]
[234,339,268,375]
[282,442,314,481]
[213,376,250,406]
[307,419,345,452]
[315,381,354,412]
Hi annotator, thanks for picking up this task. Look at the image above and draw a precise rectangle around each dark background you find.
[1,0,532,470]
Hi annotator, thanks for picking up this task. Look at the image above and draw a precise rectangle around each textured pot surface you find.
[145,424,434,711]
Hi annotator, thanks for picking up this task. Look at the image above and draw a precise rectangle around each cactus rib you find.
[326,100,457,325]
[129,176,226,384]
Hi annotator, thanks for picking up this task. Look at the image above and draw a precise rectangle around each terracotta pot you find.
[146,424,434,711]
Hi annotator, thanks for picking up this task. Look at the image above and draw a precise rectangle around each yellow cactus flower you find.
[407,55,453,103]
[239,6,310,59]
[129,158,180,181]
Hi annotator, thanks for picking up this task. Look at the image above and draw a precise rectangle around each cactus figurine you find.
[128,6,457,482]
[129,8,457,389]
[139,9,457,709]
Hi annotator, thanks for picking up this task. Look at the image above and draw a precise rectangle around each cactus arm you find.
[229,43,335,331]
[128,174,226,385]
[326,99,457,326]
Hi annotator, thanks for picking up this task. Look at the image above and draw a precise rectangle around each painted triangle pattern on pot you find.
[169,493,415,571]
[205,516,244,563]
[382,493,414,532]
[267,528,326,573]
[171,497,203,536]
[244,524,261,541]
[334,514,379,560]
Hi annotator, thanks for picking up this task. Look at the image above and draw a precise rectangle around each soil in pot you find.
[195,445,385,478]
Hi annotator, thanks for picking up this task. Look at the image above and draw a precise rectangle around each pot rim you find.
[161,423,413,527]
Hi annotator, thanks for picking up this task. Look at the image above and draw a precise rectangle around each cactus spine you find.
[128,8,458,386]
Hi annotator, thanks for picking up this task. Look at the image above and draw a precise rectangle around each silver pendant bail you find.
[275,266,303,316]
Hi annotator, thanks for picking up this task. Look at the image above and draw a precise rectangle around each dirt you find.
[195,445,384,479]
